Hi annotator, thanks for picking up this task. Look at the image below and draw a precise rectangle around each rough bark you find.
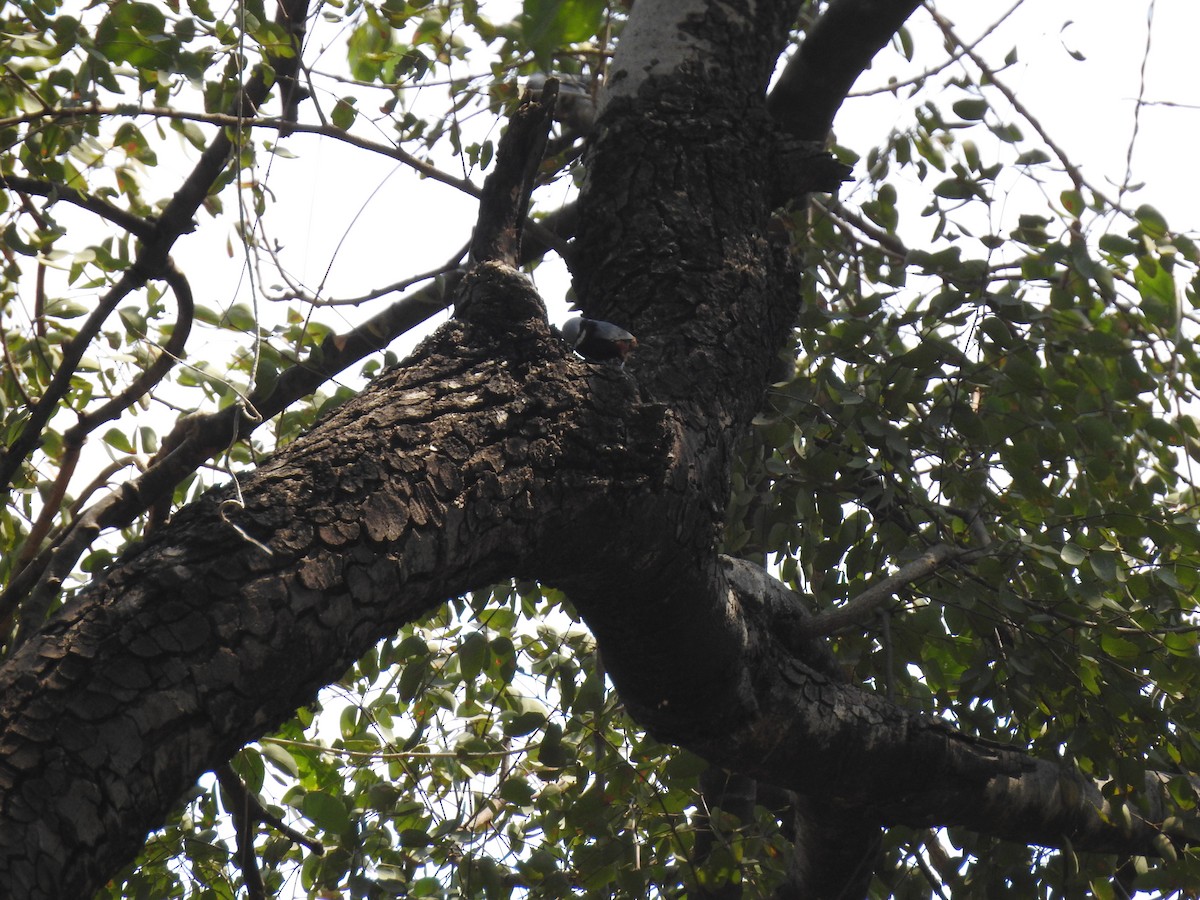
[0,0,1196,897]
[0,264,675,896]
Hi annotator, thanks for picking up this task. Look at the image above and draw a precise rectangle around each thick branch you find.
[0,195,582,622]
[0,263,668,896]
[682,559,1199,858]
[768,0,923,140]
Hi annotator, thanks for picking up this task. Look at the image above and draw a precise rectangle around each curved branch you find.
[767,0,923,140]
[0,104,485,203]
[0,263,602,896]
[63,260,194,448]
[0,267,144,492]
[4,263,196,645]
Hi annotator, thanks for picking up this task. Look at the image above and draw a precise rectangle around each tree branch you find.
[0,264,627,894]
[0,267,145,492]
[468,81,557,269]
[0,191,582,624]
[0,174,156,239]
[0,105,484,203]
[693,558,1199,859]
[214,765,267,900]
[922,4,1106,205]
[768,0,923,139]
[798,542,983,639]
[62,260,194,449]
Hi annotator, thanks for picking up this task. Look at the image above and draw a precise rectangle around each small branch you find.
[0,325,32,406]
[0,458,136,646]
[272,241,469,307]
[0,267,144,492]
[845,0,1025,99]
[4,261,198,602]
[215,759,324,895]
[797,543,981,639]
[923,4,1107,206]
[215,765,266,900]
[0,104,484,203]
[0,0,316,496]
[9,444,80,580]
[0,174,156,239]
[815,196,909,261]
[62,259,194,447]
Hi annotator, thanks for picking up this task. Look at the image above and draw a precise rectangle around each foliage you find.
[3,0,1200,897]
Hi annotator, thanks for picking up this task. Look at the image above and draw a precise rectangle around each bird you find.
[561,317,638,364]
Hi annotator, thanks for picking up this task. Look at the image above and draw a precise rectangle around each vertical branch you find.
[468,80,558,268]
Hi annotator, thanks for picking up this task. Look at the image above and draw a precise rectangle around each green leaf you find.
[952,98,988,121]
[1089,552,1117,583]
[331,96,357,130]
[95,2,176,68]
[260,742,299,777]
[302,791,350,834]
[1060,543,1087,566]
[1099,634,1140,662]
[1060,189,1084,218]
[504,709,546,737]
[932,178,973,200]
[1135,204,1169,239]
[102,428,135,453]
[458,630,489,681]
[520,0,606,64]
[222,302,257,332]
[347,18,392,82]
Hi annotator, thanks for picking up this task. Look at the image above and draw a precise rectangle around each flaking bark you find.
[0,265,673,896]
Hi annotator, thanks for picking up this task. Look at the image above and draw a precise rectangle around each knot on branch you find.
[453,261,549,349]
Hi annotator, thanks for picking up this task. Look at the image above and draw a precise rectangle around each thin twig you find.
[62,260,194,447]
[271,241,470,307]
[214,765,267,900]
[0,104,484,201]
[846,0,1025,99]
[1119,0,1155,206]
[816,196,909,260]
